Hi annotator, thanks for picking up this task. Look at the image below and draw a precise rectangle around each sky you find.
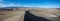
[0,0,60,8]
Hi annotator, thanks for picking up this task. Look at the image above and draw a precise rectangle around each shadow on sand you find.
[24,11,50,21]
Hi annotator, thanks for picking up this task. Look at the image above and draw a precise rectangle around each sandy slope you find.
[0,10,25,21]
[29,9,60,21]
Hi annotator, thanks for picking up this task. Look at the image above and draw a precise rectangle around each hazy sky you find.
[0,0,60,8]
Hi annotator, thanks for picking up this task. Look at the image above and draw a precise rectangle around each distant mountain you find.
[0,7,28,11]
[0,7,29,9]
[56,8,60,10]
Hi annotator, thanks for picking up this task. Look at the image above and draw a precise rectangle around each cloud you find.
[0,3,58,8]
[0,0,4,2]
[0,3,22,8]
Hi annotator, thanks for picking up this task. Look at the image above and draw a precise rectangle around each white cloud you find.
[0,0,4,2]
[0,3,57,8]
[0,3,22,8]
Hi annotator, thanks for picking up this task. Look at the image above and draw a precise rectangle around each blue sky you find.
[0,0,60,8]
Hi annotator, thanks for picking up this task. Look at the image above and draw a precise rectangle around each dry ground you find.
[0,8,60,21]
